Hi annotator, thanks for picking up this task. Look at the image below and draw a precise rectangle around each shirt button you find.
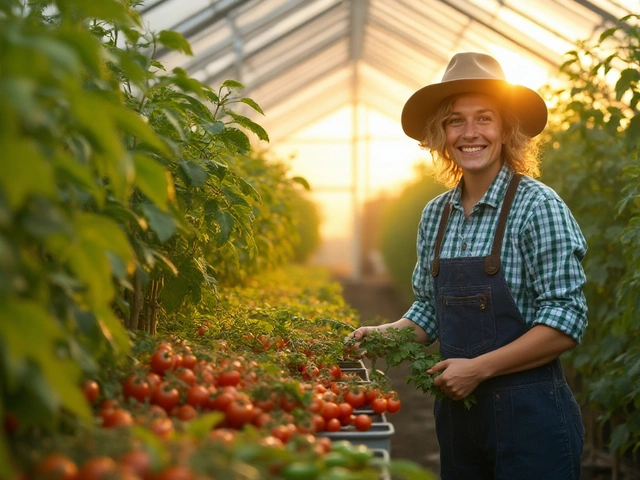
[462,243,467,251]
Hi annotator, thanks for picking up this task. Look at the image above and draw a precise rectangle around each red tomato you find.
[101,408,133,428]
[354,414,373,432]
[197,325,208,336]
[310,414,326,433]
[145,372,162,392]
[78,457,118,480]
[175,368,196,386]
[33,453,78,480]
[387,397,401,413]
[321,401,340,421]
[371,397,388,414]
[82,380,100,404]
[328,365,343,380]
[308,397,324,415]
[185,385,209,409]
[181,354,197,369]
[151,382,180,412]
[175,404,198,421]
[210,390,235,411]
[252,411,272,428]
[122,374,151,403]
[325,417,342,432]
[149,416,174,439]
[344,389,366,409]
[271,424,295,443]
[225,399,255,428]
[337,402,354,422]
[150,350,176,375]
[365,388,380,404]
[118,450,151,478]
[217,369,241,387]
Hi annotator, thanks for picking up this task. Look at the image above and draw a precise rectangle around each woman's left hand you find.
[428,358,484,400]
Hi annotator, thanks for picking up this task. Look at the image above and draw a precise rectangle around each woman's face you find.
[444,93,507,179]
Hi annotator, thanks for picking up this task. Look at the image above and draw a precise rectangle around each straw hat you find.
[401,52,548,141]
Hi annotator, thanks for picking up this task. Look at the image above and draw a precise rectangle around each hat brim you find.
[401,79,548,141]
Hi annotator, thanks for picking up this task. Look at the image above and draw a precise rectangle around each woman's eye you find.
[448,117,462,124]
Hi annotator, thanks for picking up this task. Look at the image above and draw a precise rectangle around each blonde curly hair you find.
[419,94,541,188]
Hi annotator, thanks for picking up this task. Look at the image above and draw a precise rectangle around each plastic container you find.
[371,448,391,480]
[338,360,366,369]
[317,422,395,452]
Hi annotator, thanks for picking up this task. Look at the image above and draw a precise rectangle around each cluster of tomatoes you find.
[23,336,402,479]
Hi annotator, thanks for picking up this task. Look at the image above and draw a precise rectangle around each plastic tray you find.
[317,422,395,452]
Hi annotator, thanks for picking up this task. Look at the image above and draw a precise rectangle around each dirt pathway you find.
[338,276,441,477]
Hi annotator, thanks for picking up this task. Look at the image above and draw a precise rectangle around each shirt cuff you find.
[403,301,439,345]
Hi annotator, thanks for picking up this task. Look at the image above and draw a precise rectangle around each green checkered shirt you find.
[404,163,588,344]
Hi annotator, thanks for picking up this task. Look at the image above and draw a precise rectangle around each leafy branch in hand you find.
[348,327,476,409]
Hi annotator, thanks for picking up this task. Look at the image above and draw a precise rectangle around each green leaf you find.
[179,161,208,187]
[64,0,133,24]
[133,154,171,209]
[226,112,269,142]
[0,298,92,423]
[222,79,245,91]
[625,116,640,150]
[204,160,228,181]
[203,121,226,136]
[615,68,640,101]
[214,210,235,246]
[292,176,311,191]
[158,30,193,56]
[74,212,134,273]
[240,97,264,115]
[140,202,177,242]
[0,138,55,209]
[609,423,631,452]
[186,412,224,439]
[219,128,251,154]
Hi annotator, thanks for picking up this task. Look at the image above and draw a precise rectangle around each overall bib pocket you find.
[439,285,496,357]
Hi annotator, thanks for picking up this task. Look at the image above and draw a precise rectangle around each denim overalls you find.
[431,175,584,480]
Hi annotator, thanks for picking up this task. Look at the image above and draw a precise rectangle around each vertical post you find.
[349,0,367,281]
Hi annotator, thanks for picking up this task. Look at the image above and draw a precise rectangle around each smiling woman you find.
[350,51,588,480]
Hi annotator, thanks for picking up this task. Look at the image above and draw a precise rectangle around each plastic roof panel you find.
[140,0,638,142]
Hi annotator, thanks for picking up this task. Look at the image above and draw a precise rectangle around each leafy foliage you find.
[347,327,476,410]
[0,0,319,475]
[539,14,640,456]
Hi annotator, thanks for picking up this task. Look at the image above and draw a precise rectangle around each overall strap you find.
[484,174,521,274]
[430,199,453,277]
[431,174,522,277]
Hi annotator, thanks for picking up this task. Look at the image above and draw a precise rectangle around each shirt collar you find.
[450,163,514,210]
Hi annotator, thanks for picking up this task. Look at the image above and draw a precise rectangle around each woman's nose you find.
[462,122,478,138]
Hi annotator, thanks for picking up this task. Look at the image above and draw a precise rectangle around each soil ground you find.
[337,275,638,480]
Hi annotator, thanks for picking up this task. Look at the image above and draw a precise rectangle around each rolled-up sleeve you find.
[520,197,588,344]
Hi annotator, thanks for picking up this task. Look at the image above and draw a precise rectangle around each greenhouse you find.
[1,0,639,479]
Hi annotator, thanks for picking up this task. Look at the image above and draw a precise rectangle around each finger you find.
[427,360,447,375]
